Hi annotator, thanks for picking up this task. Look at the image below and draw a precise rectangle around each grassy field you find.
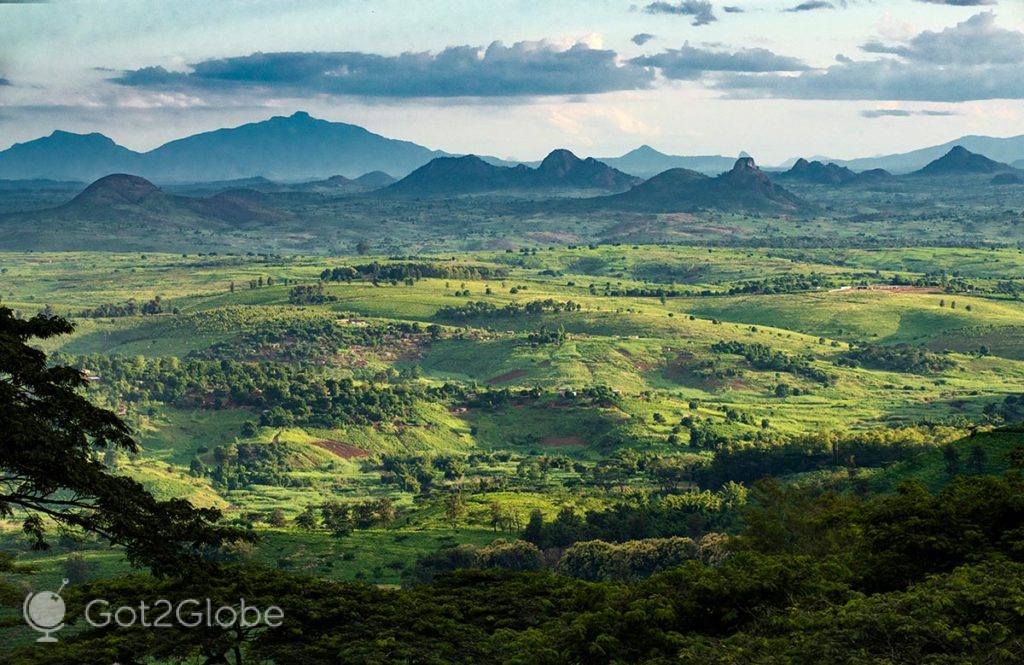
[1,244,1023,611]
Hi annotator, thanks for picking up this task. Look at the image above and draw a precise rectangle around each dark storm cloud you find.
[861,109,957,118]
[717,13,1024,101]
[916,0,995,5]
[784,1,835,12]
[631,33,656,46]
[631,44,808,80]
[113,42,655,98]
[643,1,716,26]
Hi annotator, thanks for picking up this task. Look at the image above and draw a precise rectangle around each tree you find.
[294,505,319,530]
[320,501,354,537]
[267,508,288,528]
[443,492,467,529]
[0,306,240,574]
[968,444,987,474]
[63,552,97,585]
[943,444,961,478]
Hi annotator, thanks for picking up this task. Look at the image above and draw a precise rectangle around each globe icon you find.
[23,581,68,643]
[27,592,65,628]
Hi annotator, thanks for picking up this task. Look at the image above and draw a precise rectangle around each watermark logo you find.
[23,578,68,643]
[23,582,284,645]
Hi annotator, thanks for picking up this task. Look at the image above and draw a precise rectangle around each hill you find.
[70,173,165,207]
[601,157,807,213]
[531,149,639,190]
[138,112,444,182]
[824,134,1024,174]
[0,131,142,182]
[992,173,1024,185]
[384,155,527,196]
[776,158,892,186]
[197,188,294,224]
[0,113,446,183]
[911,146,1016,177]
[288,171,397,194]
[596,145,739,178]
[384,150,635,197]
[0,173,294,250]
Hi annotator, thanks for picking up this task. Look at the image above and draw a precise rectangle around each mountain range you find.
[596,157,807,214]
[910,145,1016,177]
[384,149,638,197]
[797,134,1024,174]
[0,112,444,182]
[776,158,892,186]
[593,145,741,179]
[6,111,1024,184]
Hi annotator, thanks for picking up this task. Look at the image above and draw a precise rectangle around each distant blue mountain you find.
[0,112,446,182]
[785,134,1024,175]
[0,131,142,182]
[595,145,740,178]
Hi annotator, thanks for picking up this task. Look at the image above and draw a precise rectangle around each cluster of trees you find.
[410,535,720,584]
[897,271,975,293]
[194,320,438,363]
[288,283,337,305]
[408,539,542,582]
[525,324,566,346]
[434,298,582,321]
[319,261,507,283]
[77,296,171,318]
[557,536,711,581]
[522,484,747,548]
[995,279,1024,299]
[376,454,468,493]
[985,394,1024,424]
[839,342,955,374]
[693,426,959,487]
[592,285,684,298]
[61,354,459,428]
[198,442,307,490]
[295,498,397,537]
[711,340,832,385]
[726,272,844,295]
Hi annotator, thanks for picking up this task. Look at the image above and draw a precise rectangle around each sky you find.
[1,0,1023,164]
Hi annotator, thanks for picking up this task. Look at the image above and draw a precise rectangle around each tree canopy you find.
[0,306,240,575]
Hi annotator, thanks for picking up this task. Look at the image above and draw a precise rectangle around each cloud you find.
[723,5,745,12]
[631,33,656,46]
[861,109,958,118]
[717,13,1024,101]
[631,43,809,80]
[643,1,716,26]
[861,12,1022,65]
[114,41,655,99]
[784,1,835,12]
[917,0,995,5]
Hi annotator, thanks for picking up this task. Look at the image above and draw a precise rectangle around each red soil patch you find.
[487,369,528,385]
[540,436,588,447]
[311,439,369,459]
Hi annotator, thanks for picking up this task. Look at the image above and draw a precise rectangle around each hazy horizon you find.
[2,0,1023,164]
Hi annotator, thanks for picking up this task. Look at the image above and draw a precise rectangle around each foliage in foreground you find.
[12,471,1024,664]
[0,306,240,575]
